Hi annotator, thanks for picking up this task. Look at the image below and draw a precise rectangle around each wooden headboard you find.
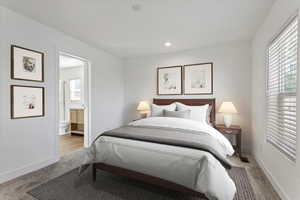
[153,98,216,126]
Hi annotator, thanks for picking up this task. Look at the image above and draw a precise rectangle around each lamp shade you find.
[137,101,150,111]
[218,102,238,114]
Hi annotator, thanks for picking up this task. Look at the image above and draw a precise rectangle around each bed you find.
[81,99,236,200]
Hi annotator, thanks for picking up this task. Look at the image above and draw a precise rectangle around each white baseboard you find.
[0,156,59,184]
[70,131,84,135]
[253,154,290,200]
[59,131,71,136]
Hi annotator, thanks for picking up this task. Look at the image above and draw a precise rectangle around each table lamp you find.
[218,102,238,128]
[137,101,150,119]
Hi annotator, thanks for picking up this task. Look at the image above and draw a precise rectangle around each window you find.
[266,16,298,161]
[70,79,81,102]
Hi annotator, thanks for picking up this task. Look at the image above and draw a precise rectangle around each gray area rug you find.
[28,167,255,200]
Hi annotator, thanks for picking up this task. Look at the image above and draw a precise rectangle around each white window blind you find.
[267,16,298,161]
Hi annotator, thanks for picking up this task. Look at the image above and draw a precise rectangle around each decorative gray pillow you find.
[164,110,191,119]
[151,103,176,117]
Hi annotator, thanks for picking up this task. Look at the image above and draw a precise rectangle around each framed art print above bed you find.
[183,63,213,95]
[11,85,45,119]
[157,66,182,95]
[11,45,44,82]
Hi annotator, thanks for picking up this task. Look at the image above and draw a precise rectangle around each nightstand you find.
[215,124,249,162]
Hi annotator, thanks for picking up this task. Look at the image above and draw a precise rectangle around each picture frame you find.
[157,66,183,95]
[11,45,44,82]
[11,85,45,119]
[183,63,213,95]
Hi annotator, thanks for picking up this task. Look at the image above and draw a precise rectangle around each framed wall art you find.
[157,66,182,95]
[11,85,45,119]
[11,45,44,82]
[183,63,213,95]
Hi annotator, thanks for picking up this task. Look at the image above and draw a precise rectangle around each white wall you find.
[251,0,300,199]
[124,41,252,153]
[0,7,125,183]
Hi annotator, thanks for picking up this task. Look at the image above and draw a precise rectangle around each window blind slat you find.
[267,132,297,150]
[267,135,297,155]
[267,136,297,161]
[267,122,297,136]
[267,132,297,151]
[270,20,298,48]
[268,117,296,128]
[266,16,298,161]
[269,41,298,61]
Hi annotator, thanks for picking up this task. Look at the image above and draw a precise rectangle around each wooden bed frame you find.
[93,98,216,196]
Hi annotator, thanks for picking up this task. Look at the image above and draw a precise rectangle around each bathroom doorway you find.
[58,52,90,156]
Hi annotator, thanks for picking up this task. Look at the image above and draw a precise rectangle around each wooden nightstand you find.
[215,124,249,162]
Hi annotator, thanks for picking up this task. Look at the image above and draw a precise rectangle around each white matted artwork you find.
[11,85,45,119]
[11,45,44,82]
[157,66,182,95]
[184,63,213,95]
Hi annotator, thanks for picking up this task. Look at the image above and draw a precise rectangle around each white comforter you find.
[130,117,235,156]
[86,117,236,200]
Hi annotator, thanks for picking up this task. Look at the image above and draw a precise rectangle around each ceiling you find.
[0,0,275,58]
[60,55,85,68]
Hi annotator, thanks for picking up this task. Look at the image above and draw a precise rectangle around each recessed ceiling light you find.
[164,42,172,47]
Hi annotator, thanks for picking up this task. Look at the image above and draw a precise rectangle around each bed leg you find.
[93,163,96,182]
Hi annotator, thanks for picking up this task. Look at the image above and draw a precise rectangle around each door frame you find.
[55,51,92,154]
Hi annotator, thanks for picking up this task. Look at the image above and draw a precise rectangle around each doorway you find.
[58,52,90,156]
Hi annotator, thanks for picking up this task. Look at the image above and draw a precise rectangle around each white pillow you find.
[151,103,176,117]
[176,102,209,123]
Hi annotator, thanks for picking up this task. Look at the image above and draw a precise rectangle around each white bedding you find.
[129,117,235,156]
[85,117,236,200]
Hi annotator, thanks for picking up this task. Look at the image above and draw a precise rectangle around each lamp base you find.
[140,112,147,119]
[224,115,232,128]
